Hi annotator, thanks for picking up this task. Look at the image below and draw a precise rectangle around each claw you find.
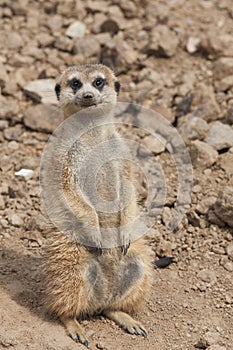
[121,240,130,255]
[74,336,89,348]
[83,340,89,348]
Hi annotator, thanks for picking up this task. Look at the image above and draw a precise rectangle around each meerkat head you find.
[55,64,120,117]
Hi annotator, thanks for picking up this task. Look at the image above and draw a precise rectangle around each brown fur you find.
[43,64,153,346]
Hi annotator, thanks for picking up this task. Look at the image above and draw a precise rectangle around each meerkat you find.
[42,64,153,347]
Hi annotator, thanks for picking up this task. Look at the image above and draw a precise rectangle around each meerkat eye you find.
[69,78,82,90]
[93,78,105,89]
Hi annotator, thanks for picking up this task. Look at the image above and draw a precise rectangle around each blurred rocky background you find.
[0,1,233,350]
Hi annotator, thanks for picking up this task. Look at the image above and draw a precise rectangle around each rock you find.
[0,97,19,119]
[205,122,233,150]
[3,125,22,141]
[186,37,201,53]
[0,195,5,210]
[8,213,24,227]
[214,186,233,227]
[215,75,233,91]
[176,91,193,117]
[54,36,73,52]
[200,32,233,58]
[225,107,233,124]
[223,261,233,272]
[6,32,24,49]
[66,20,86,38]
[196,196,217,215]
[15,169,34,179]
[214,57,233,80]
[140,134,166,155]
[145,25,179,57]
[100,19,119,35]
[9,0,28,15]
[189,140,218,169]
[207,346,227,350]
[0,120,9,130]
[198,270,217,285]
[36,33,55,47]
[73,37,100,57]
[226,242,233,260]
[23,79,57,104]
[191,84,221,122]
[219,152,233,175]
[23,104,64,133]
[196,331,220,348]
[178,114,209,142]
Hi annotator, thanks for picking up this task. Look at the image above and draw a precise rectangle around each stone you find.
[214,57,233,80]
[219,152,233,175]
[205,122,233,150]
[36,33,55,47]
[0,97,19,119]
[3,125,22,141]
[178,114,209,142]
[198,270,217,285]
[15,169,34,179]
[226,242,233,260]
[196,331,220,348]
[207,346,227,350]
[6,32,24,49]
[200,32,233,58]
[225,107,233,124]
[196,196,217,215]
[9,0,28,15]
[23,104,64,133]
[66,21,86,38]
[191,84,221,122]
[100,19,120,35]
[0,195,5,210]
[186,37,201,53]
[0,120,9,130]
[23,79,57,104]
[189,140,218,169]
[73,37,100,57]
[223,261,233,272]
[142,134,166,154]
[145,25,179,58]
[215,75,233,91]
[54,36,73,52]
[8,213,24,227]
[214,186,233,227]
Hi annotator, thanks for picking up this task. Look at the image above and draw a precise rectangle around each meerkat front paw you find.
[103,310,147,337]
[60,316,89,347]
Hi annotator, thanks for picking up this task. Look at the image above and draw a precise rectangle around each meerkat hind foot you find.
[60,316,89,347]
[103,310,147,337]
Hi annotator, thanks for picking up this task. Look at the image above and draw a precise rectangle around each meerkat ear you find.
[55,83,61,101]
[114,81,120,95]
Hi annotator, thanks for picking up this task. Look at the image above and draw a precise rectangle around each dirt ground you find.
[0,1,233,350]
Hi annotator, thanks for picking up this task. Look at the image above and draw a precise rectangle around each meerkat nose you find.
[83,92,94,99]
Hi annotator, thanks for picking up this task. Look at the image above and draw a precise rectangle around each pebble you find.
[0,97,19,119]
[197,331,220,348]
[23,79,57,104]
[198,269,217,285]
[207,346,227,350]
[205,121,233,150]
[65,21,86,38]
[189,140,218,169]
[73,37,100,57]
[15,168,34,179]
[225,242,233,260]
[8,213,24,227]
[23,104,64,133]
[145,25,179,57]
[141,134,166,155]
[186,37,201,53]
[214,187,233,227]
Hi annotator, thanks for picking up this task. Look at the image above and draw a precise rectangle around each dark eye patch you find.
[93,78,106,90]
[68,78,82,90]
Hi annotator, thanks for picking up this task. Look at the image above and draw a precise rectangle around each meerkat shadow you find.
[0,242,52,323]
